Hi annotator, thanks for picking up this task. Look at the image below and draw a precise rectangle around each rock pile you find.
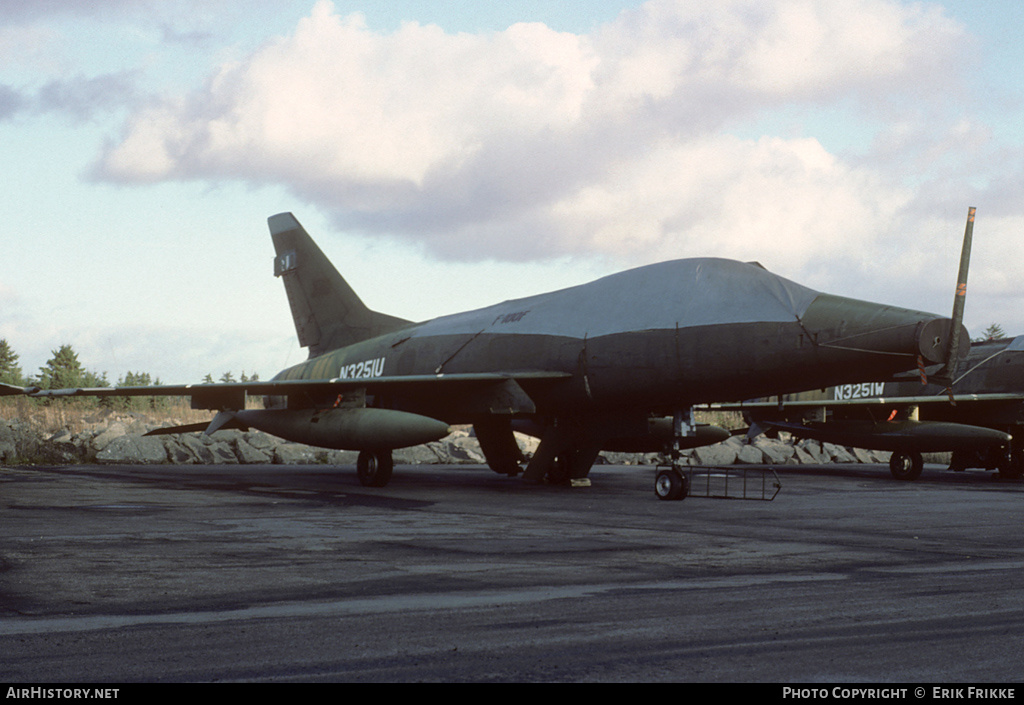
[1,412,893,468]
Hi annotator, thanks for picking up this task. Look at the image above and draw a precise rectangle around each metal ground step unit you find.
[655,464,782,501]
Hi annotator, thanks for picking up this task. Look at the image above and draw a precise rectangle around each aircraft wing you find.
[26,370,572,417]
[716,392,1024,433]
[719,393,1024,409]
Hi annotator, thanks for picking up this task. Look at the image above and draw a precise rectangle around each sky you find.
[2,0,1022,385]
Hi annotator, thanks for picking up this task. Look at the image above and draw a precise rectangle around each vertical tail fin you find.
[269,213,411,357]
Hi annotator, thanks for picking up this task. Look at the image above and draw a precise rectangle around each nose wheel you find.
[655,408,695,501]
[655,466,690,501]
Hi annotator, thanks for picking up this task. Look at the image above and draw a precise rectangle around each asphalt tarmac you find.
[1,461,1022,683]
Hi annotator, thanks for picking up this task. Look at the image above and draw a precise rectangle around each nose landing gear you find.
[655,466,690,500]
[655,409,694,501]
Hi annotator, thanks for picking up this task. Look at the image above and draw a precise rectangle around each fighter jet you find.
[18,211,972,499]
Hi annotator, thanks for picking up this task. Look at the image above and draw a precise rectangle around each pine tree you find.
[0,339,25,386]
[35,344,109,390]
[974,323,1007,342]
[36,344,85,389]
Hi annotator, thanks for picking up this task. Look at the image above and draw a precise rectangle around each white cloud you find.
[94,0,970,273]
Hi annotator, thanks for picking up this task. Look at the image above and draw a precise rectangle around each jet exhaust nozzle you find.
[235,407,451,450]
[802,295,969,366]
[916,317,971,365]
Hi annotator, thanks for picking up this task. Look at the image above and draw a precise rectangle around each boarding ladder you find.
[666,465,782,501]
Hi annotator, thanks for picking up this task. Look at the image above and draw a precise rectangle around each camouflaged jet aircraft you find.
[14,211,973,499]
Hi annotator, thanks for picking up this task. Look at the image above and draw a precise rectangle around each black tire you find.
[889,451,923,481]
[357,449,394,487]
[655,468,689,501]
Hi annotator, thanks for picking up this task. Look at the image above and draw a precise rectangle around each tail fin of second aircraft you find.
[269,213,412,357]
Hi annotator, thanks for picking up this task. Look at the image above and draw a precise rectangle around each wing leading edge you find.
[25,370,572,411]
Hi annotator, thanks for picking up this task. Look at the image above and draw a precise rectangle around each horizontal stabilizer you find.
[144,422,211,436]
[143,411,249,437]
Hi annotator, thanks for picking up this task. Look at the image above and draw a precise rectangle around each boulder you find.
[598,451,655,465]
[243,431,278,451]
[91,421,129,452]
[792,445,817,464]
[272,443,321,465]
[96,435,168,464]
[163,439,196,464]
[851,447,875,464]
[0,420,39,462]
[446,435,486,463]
[692,442,738,466]
[394,443,447,464]
[208,442,239,464]
[822,442,856,464]
[795,439,826,463]
[324,450,360,466]
[735,444,765,464]
[178,435,217,464]
[753,437,795,464]
[514,432,539,457]
[235,438,272,464]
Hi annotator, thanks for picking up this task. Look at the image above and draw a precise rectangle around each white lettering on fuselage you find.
[833,382,885,400]
[337,357,385,380]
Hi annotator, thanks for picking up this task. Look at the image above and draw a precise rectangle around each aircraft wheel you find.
[357,449,394,487]
[655,468,689,501]
[889,451,923,481]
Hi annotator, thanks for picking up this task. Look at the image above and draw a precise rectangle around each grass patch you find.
[0,397,213,436]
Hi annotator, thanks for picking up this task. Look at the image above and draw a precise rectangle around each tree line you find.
[0,339,260,410]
